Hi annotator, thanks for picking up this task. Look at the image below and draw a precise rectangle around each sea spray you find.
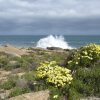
[36,35,72,49]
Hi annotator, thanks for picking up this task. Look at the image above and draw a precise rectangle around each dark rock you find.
[64,49,70,51]
[47,47,63,50]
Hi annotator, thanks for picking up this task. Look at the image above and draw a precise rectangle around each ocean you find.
[0,35,100,49]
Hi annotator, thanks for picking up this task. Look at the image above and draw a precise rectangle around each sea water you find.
[0,35,100,49]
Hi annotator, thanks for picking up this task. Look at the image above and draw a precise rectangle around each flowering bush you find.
[36,61,73,88]
[66,44,100,99]
[68,44,100,69]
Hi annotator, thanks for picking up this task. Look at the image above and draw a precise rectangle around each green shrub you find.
[69,78,94,97]
[23,71,36,81]
[1,79,16,90]
[68,88,82,100]
[0,55,9,68]
[17,56,34,71]
[49,86,62,100]
[66,44,100,98]
[23,71,47,92]
[21,55,33,63]
[4,61,21,70]
[9,87,31,97]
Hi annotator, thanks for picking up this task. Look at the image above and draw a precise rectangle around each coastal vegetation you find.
[0,44,100,100]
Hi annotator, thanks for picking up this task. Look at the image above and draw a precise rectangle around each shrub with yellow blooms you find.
[67,44,100,69]
[36,61,73,88]
[66,44,100,99]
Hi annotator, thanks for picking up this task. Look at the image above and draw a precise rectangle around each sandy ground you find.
[0,44,28,57]
[8,90,49,100]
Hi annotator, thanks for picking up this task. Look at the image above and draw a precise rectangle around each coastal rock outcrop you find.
[47,47,63,50]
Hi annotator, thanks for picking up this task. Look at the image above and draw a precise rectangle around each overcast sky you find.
[0,0,100,35]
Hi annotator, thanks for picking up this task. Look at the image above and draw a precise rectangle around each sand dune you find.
[0,44,28,57]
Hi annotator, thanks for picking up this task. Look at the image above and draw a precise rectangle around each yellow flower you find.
[36,61,73,88]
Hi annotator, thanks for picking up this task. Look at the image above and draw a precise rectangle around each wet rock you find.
[47,47,63,50]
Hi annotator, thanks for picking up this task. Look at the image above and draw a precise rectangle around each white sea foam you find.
[36,35,72,49]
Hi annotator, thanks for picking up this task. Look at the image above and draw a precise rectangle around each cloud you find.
[0,0,100,19]
[0,17,100,35]
[0,0,100,35]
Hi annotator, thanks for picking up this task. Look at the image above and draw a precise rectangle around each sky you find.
[0,0,100,35]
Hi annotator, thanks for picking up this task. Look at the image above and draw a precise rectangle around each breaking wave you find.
[36,35,72,49]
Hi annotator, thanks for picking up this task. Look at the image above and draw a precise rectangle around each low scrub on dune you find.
[0,44,100,100]
[66,44,100,99]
